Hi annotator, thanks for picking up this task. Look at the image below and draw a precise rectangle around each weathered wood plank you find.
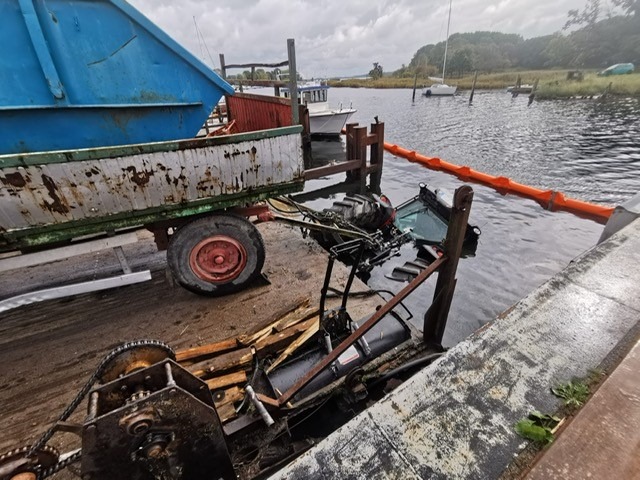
[189,347,253,378]
[176,338,239,363]
[237,296,310,345]
[216,402,237,423]
[205,371,248,391]
[212,386,245,407]
[266,318,320,374]
[254,316,318,356]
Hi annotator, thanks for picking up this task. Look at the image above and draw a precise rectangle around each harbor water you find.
[307,89,640,345]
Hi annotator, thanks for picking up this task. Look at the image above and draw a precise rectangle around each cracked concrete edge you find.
[270,219,640,480]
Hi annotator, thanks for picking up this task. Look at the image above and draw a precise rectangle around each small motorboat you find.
[282,84,356,135]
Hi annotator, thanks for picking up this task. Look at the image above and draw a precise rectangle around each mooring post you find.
[423,186,474,347]
[512,74,522,98]
[345,123,357,160]
[469,70,478,105]
[369,121,384,194]
[528,78,539,107]
[412,73,418,103]
[355,126,368,193]
[219,53,226,79]
[287,38,299,126]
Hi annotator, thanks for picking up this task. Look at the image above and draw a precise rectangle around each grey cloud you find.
[128,0,588,77]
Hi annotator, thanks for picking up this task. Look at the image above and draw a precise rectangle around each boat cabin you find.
[282,85,329,110]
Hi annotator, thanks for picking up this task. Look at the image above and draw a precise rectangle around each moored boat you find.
[422,0,457,97]
[282,84,356,135]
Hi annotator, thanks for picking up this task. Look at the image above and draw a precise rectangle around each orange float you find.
[383,142,615,222]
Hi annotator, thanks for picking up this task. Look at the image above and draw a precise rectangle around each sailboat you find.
[423,0,457,96]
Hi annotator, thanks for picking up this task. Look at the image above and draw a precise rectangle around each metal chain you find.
[38,449,82,480]
[26,340,175,476]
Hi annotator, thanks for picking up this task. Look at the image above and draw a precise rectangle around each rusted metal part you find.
[1,182,301,252]
[226,93,294,134]
[188,235,248,283]
[82,359,235,480]
[0,127,303,252]
[0,127,302,169]
[229,204,270,218]
[423,186,474,346]
[0,135,302,230]
[276,254,447,406]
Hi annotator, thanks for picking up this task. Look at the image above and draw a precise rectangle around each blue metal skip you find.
[1,0,235,154]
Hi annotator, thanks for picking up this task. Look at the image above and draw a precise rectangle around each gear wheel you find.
[0,445,58,480]
[99,342,175,384]
[25,340,175,472]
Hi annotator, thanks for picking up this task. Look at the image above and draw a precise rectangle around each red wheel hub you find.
[189,235,248,283]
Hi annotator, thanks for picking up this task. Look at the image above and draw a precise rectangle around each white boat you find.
[423,83,457,96]
[423,0,457,97]
[283,84,356,135]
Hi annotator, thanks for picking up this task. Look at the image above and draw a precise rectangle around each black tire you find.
[167,214,265,296]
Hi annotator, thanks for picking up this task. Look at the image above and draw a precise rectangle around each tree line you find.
[394,0,639,78]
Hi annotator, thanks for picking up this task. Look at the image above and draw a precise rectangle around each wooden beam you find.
[423,186,474,346]
[176,338,238,363]
[254,316,318,356]
[266,318,320,374]
[213,386,244,407]
[237,296,311,345]
[205,371,248,391]
[304,160,362,180]
[189,347,253,378]
[224,60,288,69]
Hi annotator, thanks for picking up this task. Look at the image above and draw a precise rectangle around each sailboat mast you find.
[442,0,453,83]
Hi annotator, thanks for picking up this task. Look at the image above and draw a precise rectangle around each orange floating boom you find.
[384,142,615,222]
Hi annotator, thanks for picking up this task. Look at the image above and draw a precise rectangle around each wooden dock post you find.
[512,75,522,98]
[469,70,478,105]
[219,54,227,79]
[528,78,539,106]
[355,126,368,193]
[412,73,418,103]
[369,121,384,194]
[287,39,299,126]
[423,186,474,347]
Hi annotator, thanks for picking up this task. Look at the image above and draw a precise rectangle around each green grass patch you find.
[536,73,640,99]
[327,70,640,99]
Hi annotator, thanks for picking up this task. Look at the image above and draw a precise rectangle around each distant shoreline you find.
[327,70,640,99]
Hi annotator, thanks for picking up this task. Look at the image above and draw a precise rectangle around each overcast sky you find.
[128,0,592,77]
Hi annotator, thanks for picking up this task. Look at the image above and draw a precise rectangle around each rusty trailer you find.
[0,126,304,296]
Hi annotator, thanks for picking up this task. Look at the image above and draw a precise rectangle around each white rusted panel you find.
[0,134,303,231]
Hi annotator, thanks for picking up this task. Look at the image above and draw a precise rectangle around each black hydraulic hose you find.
[367,352,445,389]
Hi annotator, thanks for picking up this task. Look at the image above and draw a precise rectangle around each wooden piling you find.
[287,38,299,126]
[512,75,522,98]
[369,121,384,193]
[469,71,478,105]
[528,78,539,106]
[412,73,418,103]
[219,53,226,79]
[423,186,474,347]
[601,81,613,100]
[355,126,368,193]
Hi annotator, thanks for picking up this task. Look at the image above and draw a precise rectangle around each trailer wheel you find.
[167,215,265,296]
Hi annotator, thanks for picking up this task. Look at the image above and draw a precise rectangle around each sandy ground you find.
[0,222,382,477]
